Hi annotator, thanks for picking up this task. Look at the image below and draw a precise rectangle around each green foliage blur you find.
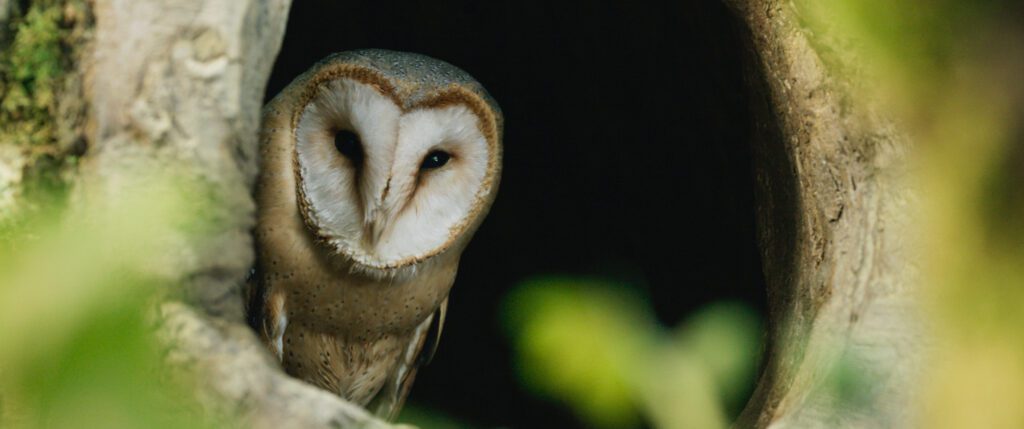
[503,278,760,429]
[0,173,221,428]
[796,0,1024,427]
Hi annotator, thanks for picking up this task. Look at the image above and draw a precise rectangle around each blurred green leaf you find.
[504,278,654,428]
[504,278,761,429]
[675,302,761,413]
[0,171,226,429]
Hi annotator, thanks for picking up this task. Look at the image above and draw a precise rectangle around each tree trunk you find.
[1,1,397,427]
[724,1,922,427]
[86,0,403,427]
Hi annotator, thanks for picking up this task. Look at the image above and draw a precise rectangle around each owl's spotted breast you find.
[281,321,408,405]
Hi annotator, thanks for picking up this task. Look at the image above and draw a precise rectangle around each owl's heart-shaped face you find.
[294,75,497,272]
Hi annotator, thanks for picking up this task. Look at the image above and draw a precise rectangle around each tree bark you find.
[158,302,395,429]
[0,0,398,427]
[82,1,402,427]
[724,1,922,428]
[83,0,289,320]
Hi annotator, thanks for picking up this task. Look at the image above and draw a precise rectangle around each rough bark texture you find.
[0,1,399,426]
[73,1,397,427]
[158,302,395,429]
[724,1,922,428]
[83,0,287,319]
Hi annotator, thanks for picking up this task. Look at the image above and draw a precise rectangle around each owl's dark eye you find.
[334,130,363,165]
[420,150,451,170]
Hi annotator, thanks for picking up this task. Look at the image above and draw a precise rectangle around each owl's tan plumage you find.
[248,50,501,419]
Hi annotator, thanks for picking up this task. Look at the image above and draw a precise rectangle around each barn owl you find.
[248,49,502,419]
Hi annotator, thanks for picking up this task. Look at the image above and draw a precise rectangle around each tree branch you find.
[159,302,397,429]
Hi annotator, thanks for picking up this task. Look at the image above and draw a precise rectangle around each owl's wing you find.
[245,265,289,361]
[370,297,448,420]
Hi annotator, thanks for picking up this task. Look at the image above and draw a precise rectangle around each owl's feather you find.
[370,298,447,419]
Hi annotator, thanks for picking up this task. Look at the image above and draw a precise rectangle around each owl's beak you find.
[362,171,415,248]
[362,176,394,247]
[363,214,389,246]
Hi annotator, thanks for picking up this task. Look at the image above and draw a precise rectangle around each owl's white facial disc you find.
[295,77,493,271]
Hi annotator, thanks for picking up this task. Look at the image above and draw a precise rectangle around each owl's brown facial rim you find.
[291,64,502,273]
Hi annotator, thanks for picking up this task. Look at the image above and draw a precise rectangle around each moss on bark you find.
[0,0,91,248]
[0,0,90,228]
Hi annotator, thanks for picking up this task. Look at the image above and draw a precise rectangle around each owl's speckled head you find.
[278,50,502,275]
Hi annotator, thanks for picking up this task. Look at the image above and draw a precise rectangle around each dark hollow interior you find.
[265,1,763,427]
